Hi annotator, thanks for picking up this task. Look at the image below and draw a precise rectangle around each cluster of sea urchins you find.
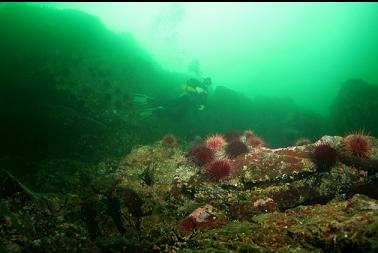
[189,129,374,179]
[189,130,267,181]
[311,132,372,172]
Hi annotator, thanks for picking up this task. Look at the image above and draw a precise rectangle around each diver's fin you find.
[132,94,151,105]
[133,94,149,105]
[133,93,152,99]
[139,110,154,118]
[136,106,164,118]
[131,93,165,118]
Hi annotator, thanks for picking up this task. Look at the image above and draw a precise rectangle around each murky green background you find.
[1,2,378,161]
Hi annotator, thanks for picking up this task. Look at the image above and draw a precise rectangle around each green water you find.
[0,2,378,159]
[53,2,378,114]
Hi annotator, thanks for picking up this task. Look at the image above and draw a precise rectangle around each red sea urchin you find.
[225,140,248,158]
[225,131,242,142]
[312,143,337,171]
[247,135,266,148]
[344,133,370,156]
[190,143,215,166]
[206,158,232,180]
[161,134,177,147]
[205,134,225,151]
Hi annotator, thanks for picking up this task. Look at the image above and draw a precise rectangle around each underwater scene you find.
[1,2,378,252]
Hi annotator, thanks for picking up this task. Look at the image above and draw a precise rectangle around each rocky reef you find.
[1,133,378,252]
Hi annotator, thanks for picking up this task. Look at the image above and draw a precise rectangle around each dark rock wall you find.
[330,78,378,137]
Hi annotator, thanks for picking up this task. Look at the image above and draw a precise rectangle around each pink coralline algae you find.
[176,204,228,234]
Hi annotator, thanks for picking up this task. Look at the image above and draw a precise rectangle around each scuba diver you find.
[181,77,212,111]
[132,77,212,119]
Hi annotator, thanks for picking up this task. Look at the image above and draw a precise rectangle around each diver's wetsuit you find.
[155,78,209,119]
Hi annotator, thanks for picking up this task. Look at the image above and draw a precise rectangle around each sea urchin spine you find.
[225,131,242,143]
[312,143,337,171]
[206,158,232,181]
[225,140,249,158]
[247,135,266,148]
[161,134,177,147]
[344,133,370,156]
[205,134,226,151]
[190,143,215,166]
